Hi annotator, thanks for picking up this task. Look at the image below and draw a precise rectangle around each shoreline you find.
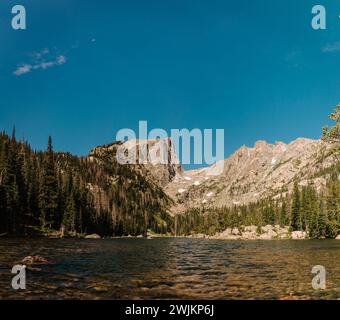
[0,234,340,242]
[2,225,339,241]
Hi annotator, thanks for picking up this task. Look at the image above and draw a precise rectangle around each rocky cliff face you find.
[88,137,336,215]
[89,138,183,187]
[164,138,335,213]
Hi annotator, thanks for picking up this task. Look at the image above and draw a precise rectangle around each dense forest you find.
[0,131,172,237]
[0,107,339,239]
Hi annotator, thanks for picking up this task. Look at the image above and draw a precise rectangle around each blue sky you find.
[0,0,340,168]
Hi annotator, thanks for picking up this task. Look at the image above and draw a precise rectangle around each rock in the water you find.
[85,233,101,239]
[336,235,340,240]
[22,255,49,265]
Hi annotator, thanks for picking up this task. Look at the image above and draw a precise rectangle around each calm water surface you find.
[0,238,339,299]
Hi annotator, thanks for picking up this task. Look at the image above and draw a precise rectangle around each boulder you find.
[85,233,101,239]
[291,231,307,240]
[336,235,340,240]
[219,228,232,237]
[241,231,258,240]
[261,225,273,232]
[244,226,257,233]
[231,228,240,235]
[259,229,277,240]
[195,234,206,239]
[275,226,290,239]
[21,255,49,265]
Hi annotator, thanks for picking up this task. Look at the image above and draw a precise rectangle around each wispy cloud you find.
[13,48,67,76]
[31,48,50,60]
[322,42,340,53]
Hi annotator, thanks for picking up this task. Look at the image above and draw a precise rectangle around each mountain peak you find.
[164,136,334,213]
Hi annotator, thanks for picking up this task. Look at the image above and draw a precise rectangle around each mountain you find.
[164,138,335,214]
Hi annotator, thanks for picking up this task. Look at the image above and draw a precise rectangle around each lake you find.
[0,238,339,299]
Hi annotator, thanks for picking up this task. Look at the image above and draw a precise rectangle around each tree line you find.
[0,130,172,237]
[175,166,339,239]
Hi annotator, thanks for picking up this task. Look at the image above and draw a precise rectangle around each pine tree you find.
[307,187,319,238]
[322,104,340,160]
[317,200,328,239]
[0,139,9,233]
[38,136,58,230]
[324,172,339,238]
[291,181,302,231]
[62,194,76,233]
[279,197,289,226]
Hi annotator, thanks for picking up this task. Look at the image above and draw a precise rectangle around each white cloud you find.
[322,42,340,53]
[13,50,67,76]
[13,64,32,76]
[57,55,66,64]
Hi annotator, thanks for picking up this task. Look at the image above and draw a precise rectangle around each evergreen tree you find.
[279,197,289,226]
[38,136,58,229]
[317,200,328,239]
[291,181,302,231]
[62,194,77,233]
[322,104,340,160]
[324,172,339,238]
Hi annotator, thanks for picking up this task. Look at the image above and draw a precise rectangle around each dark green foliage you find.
[322,104,340,161]
[291,181,302,231]
[38,136,58,229]
[0,132,172,237]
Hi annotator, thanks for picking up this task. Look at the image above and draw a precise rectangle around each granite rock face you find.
[89,138,183,188]
[164,138,335,213]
